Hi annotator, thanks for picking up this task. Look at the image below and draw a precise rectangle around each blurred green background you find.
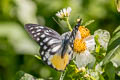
[0,0,120,80]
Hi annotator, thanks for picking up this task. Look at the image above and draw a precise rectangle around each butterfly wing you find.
[25,24,61,44]
[25,24,71,71]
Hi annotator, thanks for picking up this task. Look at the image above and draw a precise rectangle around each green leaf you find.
[102,45,120,65]
[99,74,104,80]
[113,25,120,34]
[108,25,120,49]
[111,45,120,67]
[16,71,25,80]
[102,26,120,65]
[109,31,120,46]
[105,62,115,80]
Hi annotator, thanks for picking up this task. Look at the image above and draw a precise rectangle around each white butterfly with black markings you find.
[24,19,82,71]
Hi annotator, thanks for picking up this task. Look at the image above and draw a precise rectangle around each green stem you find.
[34,55,41,60]
[94,35,100,53]
[66,18,72,31]
[84,20,95,27]
[59,71,66,80]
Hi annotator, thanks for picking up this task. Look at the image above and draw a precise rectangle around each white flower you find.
[56,7,72,19]
[61,26,96,68]
[73,26,96,68]
[94,29,110,50]
[73,36,96,68]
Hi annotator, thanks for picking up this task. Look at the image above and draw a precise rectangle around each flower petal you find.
[67,7,72,16]
[56,12,62,18]
[63,8,67,16]
[56,7,72,19]
[85,36,96,52]
[74,50,96,68]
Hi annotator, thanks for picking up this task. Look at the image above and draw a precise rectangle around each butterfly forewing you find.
[25,23,63,52]
[25,24,61,43]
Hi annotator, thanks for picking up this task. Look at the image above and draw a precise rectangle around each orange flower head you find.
[78,26,90,39]
[73,38,86,53]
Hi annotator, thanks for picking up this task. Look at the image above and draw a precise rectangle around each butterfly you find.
[24,19,82,71]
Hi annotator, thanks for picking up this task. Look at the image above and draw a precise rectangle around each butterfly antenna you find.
[52,17,64,30]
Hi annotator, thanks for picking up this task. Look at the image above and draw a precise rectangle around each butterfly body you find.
[24,19,81,71]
